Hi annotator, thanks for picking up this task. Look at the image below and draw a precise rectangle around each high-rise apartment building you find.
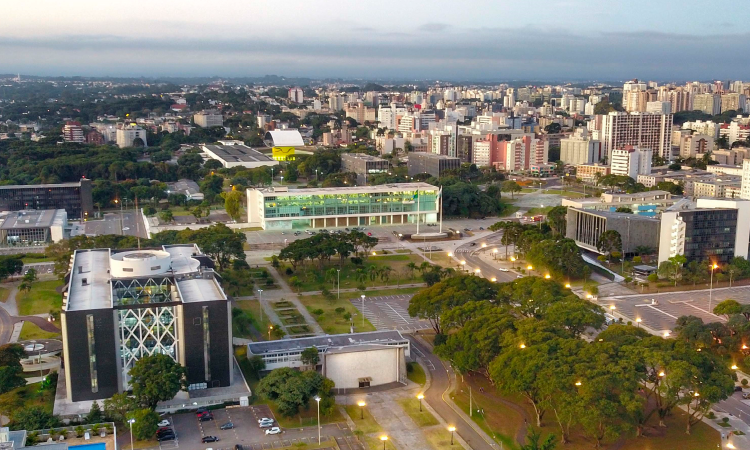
[646,101,671,114]
[693,94,721,115]
[599,112,673,159]
[500,136,549,172]
[116,124,148,148]
[559,128,603,165]
[721,93,746,113]
[288,87,304,103]
[678,134,714,159]
[610,145,653,179]
[62,121,84,143]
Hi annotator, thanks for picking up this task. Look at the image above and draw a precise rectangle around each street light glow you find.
[493,248,498,253]
[544,274,551,279]
[380,436,388,441]
[658,371,665,377]
[461,260,466,265]
[474,268,481,273]
[636,318,642,323]
[358,401,366,407]
[510,256,516,261]
[481,243,487,248]
[713,263,719,269]
[527,265,533,270]
[564,283,571,288]
[663,331,670,337]
[610,305,616,310]
[743,344,748,350]
[491,277,497,282]
[417,393,424,400]
[519,343,526,349]
[732,364,739,370]
[448,252,453,257]
[575,381,582,386]
[448,426,456,432]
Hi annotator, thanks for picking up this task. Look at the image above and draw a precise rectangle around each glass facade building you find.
[247,183,440,230]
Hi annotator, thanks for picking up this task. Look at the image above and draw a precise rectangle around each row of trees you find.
[278,231,378,270]
[655,255,750,287]
[410,275,735,447]
[256,367,335,418]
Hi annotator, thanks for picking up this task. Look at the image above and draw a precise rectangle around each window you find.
[86,315,98,393]
[122,268,134,272]
[203,307,211,382]
[150,266,161,270]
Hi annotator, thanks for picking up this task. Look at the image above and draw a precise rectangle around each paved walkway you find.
[265,266,324,335]
[0,284,61,345]
[300,283,426,297]
[366,390,432,450]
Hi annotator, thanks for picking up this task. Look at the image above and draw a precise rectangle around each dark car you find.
[202,436,219,443]
[157,434,175,442]
[220,422,234,430]
[196,407,208,414]
[735,386,743,392]
[199,414,214,421]
[235,445,243,450]
[157,427,171,434]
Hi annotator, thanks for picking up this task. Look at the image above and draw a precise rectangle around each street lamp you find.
[337,269,341,300]
[575,381,582,386]
[481,243,487,248]
[258,289,263,323]
[417,393,424,412]
[492,248,498,260]
[361,295,366,328]
[663,331,670,338]
[709,263,719,313]
[447,252,453,257]
[460,261,466,272]
[128,418,135,450]
[474,268,480,275]
[268,325,273,341]
[519,343,526,349]
[544,274,551,279]
[732,364,739,370]
[564,283,571,288]
[358,401,366,419]
[448,426,456,445]
[610,305,616,311]
[315,396,321,444]
[380,436,388,450]
[527,264,533,271]
[636,318,642,327]
[280,176,284,185]
[491,277,497,282]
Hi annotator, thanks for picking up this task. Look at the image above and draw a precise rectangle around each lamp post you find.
[271,167,274,185]
[636,318,642,328]
[361,294,366,328]
[448,426,456,445]
[417,393,424,412]
[268,325,273,341]
[114,199,124,235]
[380,436,388,450]
[128,418,135,450]
[358,401,366,419]
[493,248,498,260]
[315,396,321,444]
[257,289,264,323]
[337,269,341,300]
[280,176,284,186]
[709,263,718,314]
[539,204,543,229]
[316,169,319,182]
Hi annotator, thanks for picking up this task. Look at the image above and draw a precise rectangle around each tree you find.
[713,299,742,318]
[257,368,335,417]
[0,367,25,395]
[158,209,173,223]
[546,206,567,236]
[300,347,320,368]
[126,408,160,441]
[86,401,104,424]
[221,189,245,222]
[0,257,23,282]
[597,230,622,265]
[520,428,557,450]
[10,406,58,431]
[103,392,134,423]
[192,224,247,271]
[501,180,522,199]
[128,354,186,409]
[658,254,687,286]
[247,355,266,378]
[0,344,26,394]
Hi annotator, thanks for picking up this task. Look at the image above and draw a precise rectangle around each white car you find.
[157,420,170,428]
[499,268,509,272]
[258,418,274,424]
[259,421,274,428]
[265,427,282,435]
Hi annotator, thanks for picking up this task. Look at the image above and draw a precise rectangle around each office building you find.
[693,94,721,115]
[408,153,461,178]
[0,209,67,246]
[341,153,390,185]
[692,178,741,198]
[721,93,746,113]
[247,330,409,388]
[599,112,673,159]
[62,121,84,143]
[500,135,548,172]
[166,179,204,202]
[246,183,439,230]
[193,110,223,128]
[562,191,675,217]
[0,179,93,220]
[575,163,610,183]
[288,87,304,103]
[61,244,233,402]
[610,145,653,179]
[658,199,750,264]
[646,101,671,114]
[559,128,603,165]
[116,124,148,148]
[201,144,278,169]
[566,208,660,255]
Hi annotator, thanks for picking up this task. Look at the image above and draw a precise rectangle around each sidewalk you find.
[300,283,425,297]
[265,266,325,335]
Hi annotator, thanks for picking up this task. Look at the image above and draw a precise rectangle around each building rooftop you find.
[66,249,112,312]
[247,330,407,355]
[0,209,66,230]
[342,153,386,162]
[0,181,84,190]
[410,153,459,160]
[264,129,304,147]
[251,182,438,197]
[570,208,661,222]
[167,179,201,196]
[202,144,274,164]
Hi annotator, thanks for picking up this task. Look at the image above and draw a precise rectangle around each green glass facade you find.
[263,189,438,219]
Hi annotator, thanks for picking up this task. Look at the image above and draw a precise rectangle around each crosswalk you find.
[350,295,432,332]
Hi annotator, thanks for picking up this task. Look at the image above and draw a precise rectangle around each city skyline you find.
[2,0,750,79]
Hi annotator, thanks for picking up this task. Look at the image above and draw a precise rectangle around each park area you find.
[16,280,63,316]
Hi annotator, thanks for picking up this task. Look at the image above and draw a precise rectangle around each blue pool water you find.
[70,443,106,450]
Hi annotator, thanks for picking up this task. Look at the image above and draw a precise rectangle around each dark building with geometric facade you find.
[565,207,660,256]
[60,244,232,402]
[407,152,461,178]
[0,179,93,220]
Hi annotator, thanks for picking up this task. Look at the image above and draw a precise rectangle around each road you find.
[453,231,518,283]
[716,392,750,424]
[408,336,496,450]
[83,211,147,238]
[0,303,15,345]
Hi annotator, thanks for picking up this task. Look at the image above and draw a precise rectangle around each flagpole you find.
[439,186,443,234]
[416,187,420,235]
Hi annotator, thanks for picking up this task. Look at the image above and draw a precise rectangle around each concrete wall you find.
[323,347,402,389]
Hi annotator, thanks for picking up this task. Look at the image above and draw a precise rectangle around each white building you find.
[682,120,719,139]
[288,87,304,103]
[559,128,603,165]
[472,140,491,167]
[201,144,278,169]
[610,146,652,179]
[646,101,672,114]
[116,124,148,148]
[598,112,673,160]
[193,110,223,128]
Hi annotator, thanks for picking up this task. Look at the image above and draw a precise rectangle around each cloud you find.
[417,22,450,32]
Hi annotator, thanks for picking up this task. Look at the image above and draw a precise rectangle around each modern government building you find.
[246,182,439,230]
[60,244,233,403]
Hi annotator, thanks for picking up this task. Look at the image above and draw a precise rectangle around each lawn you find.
[299,293,376,334]
[424,427,461,450]
[16,280,63,316]
[0,286,9,303]
[234,300,274,340]
[524,206,554,216]
[407,362,426,386]
[18,321,60,340]
[345,404,382,434]
[2,381,57,416]
[280,253,426,293]
[364,434,396,450]
[20,255,55,264]
[541,189,585,198]
[397,398,439,427]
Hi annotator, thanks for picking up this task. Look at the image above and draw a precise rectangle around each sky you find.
[2,0,750,81]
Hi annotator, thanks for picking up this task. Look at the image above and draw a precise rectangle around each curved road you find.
[455,232,517,284]
[409,336,497,450]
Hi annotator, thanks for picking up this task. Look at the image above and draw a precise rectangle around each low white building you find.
[201,144,278,169]
[116,124,148,148]
[610,145,652,179]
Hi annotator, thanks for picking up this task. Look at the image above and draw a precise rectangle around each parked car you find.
[235,445,243,450]
[157,434,175,442]
[157,427,171,434]
[157,420,170,427]
[499,268,509,272]
[367,232,372,236]
[202,436,219,443]
[259,421,274,428]
[196,407,208,414]
[157,431,174,439]
[220,422,234,430]
[200,414,214,421]
[258,417,274,424]
[265,427,282,435]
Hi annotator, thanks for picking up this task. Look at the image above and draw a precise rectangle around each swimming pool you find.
[69,442,106,450]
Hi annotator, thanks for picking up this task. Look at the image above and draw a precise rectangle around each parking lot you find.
[168,405,354,450]
[350,294,431,332]
[83,211,147,238]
